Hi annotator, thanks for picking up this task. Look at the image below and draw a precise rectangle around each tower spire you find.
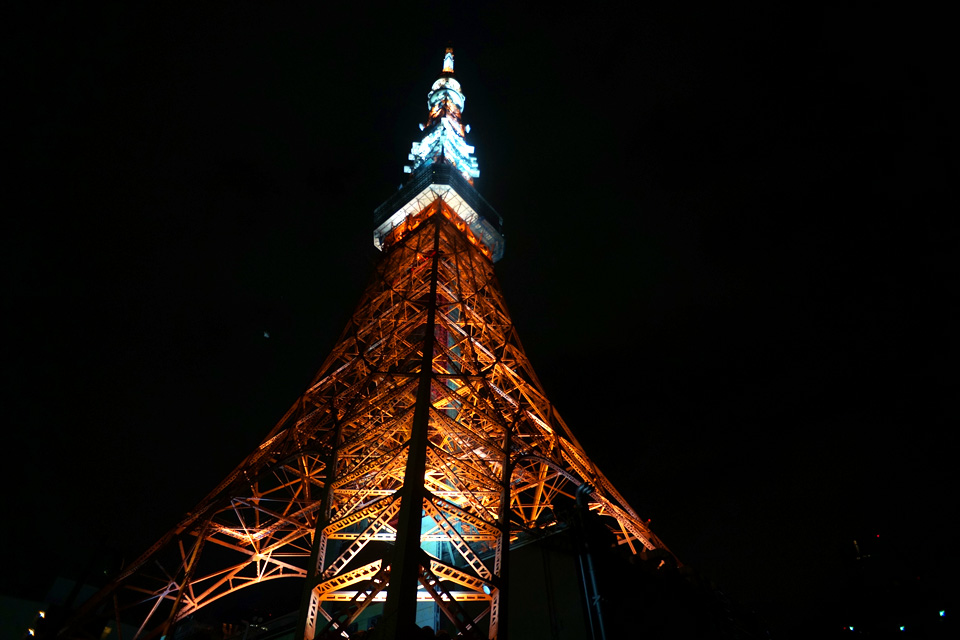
[404,46,479,184]
[442,45,455,74]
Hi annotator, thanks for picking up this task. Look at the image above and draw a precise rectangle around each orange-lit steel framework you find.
[53,50,676,640]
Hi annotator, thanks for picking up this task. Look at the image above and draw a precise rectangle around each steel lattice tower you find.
[54,48,675,640]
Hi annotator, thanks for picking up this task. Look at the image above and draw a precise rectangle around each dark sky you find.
[5,1,955,635]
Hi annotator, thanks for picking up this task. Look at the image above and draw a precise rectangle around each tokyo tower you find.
[52,48,675,640]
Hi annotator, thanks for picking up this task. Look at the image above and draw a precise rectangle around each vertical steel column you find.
[296,419,343,640]
[491,414,516,640]
[380,220,441,638]
[575,484,607,640]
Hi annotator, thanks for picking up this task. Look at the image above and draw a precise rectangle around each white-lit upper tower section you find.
[375,48,504,261]
[404,47,480,184]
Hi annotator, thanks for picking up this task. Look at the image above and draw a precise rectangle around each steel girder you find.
[58,199,673,640]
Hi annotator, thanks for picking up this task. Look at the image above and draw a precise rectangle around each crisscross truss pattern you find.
[63,198,673,640]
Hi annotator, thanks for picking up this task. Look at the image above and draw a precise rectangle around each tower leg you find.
[380,223,441,638]
[297,421,343,640]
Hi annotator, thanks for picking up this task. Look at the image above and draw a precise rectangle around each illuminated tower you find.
[54,48,675,640]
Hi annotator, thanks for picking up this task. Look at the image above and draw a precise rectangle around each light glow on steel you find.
[374,189,495,260]
[404,49,479,184]
[59,48,676,640]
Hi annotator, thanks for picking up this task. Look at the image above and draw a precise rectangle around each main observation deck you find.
[373,162,504,263]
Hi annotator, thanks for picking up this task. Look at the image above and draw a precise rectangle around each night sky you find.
[6,2,955,636]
